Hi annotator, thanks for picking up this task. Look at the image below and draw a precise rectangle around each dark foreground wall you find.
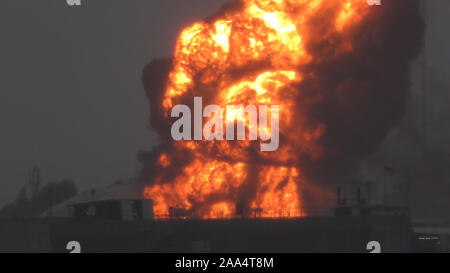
[144,217,412,253]
[0,220,50,253]
[0,216,412,253]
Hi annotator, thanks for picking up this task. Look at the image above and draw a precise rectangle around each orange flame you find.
[144,0,371,219]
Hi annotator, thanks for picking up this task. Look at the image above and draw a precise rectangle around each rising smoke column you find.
[140,0,424,218]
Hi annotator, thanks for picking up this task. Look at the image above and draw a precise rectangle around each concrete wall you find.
[0,220,50,253]
[0,216,413,253]
[149,217,412,253]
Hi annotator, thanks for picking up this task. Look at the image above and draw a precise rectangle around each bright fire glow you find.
[144,0,371,219]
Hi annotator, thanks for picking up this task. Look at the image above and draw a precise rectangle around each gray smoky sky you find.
[0,0,448,221]
[357,0,450,220]
[0,0,230,206]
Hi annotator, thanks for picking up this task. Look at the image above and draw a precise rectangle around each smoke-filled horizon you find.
[140,0,425,219]
[0,0,448,222]
[0,0,232,207]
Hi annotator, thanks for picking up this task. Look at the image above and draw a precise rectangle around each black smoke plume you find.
[139,0,425,214]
